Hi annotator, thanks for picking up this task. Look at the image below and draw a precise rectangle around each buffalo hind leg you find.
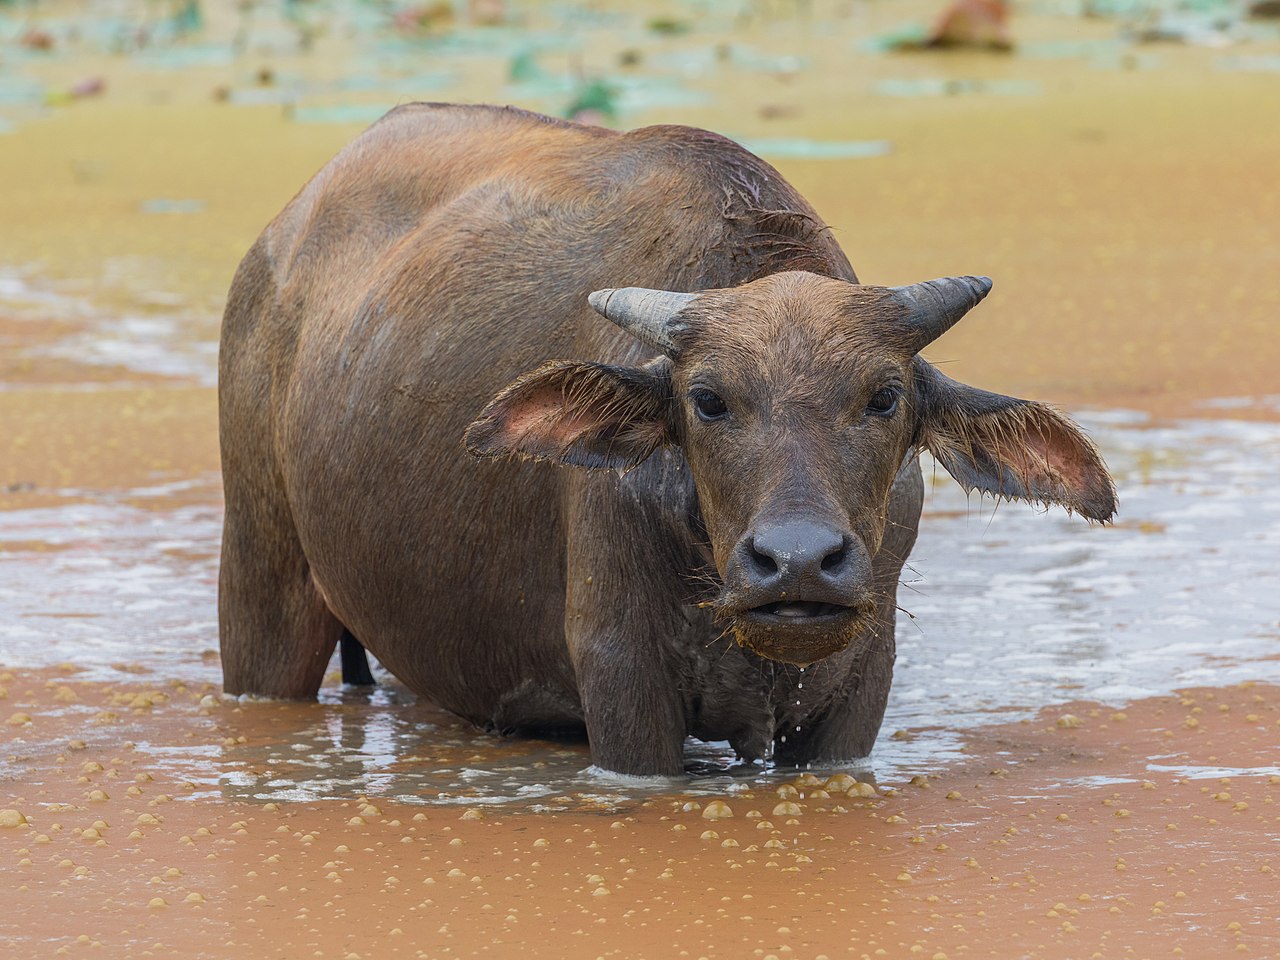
[340,630,376,686]
[219,482,344,699]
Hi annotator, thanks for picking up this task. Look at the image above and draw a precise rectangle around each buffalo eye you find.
[865,386,900,418]
[690,388,729,423]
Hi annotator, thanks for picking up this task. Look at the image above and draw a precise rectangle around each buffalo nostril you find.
[745,523,854,587]
[748,540,779,575]
[820,542,848,573]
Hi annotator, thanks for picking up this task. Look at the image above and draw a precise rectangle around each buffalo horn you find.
[587,287,698,355]
[887,275,993,353]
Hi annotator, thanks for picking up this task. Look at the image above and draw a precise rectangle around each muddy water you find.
[3,397,1280,807]
[4,344,1278,936]
[4,159,1280,960]
[5,675,1280,958]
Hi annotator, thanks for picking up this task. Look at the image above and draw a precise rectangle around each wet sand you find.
[4,669,1279,958]
[3,1,1280,957]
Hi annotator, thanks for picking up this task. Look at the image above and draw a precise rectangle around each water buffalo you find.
[219,103,1115,776]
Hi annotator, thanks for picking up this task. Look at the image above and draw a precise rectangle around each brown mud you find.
[3,0,1280,957]
[4,670,1279,958]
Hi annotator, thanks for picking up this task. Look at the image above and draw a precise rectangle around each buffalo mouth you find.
[745,600,855,623]
[728,598,876,666]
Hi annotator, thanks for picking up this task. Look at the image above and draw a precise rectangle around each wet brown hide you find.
[219,103,1113,776]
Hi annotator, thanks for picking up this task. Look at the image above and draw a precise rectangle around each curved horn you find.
[887,275,993,353]
[588,287,698,355]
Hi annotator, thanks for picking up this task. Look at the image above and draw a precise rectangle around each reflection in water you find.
[198,688,797,810]
[2,411,1279,807]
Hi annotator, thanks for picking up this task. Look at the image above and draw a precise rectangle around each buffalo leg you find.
[340,631,376,686]
[219,471,344,699]
[563,470,693,776]
[569,631,687,776]
[573,645,686,776]
[218,238,345,699]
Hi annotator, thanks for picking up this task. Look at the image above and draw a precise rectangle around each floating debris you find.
[873,78,1041,97]
[1125,11,1240,47]
[19,28,56,52]
[508,49,543,83]
[862,24,932,53]
[646,17,692,37]
[922,0,1014,51]
[564,78,618,122]
[290,104,396,125]
[393,3,457,37]
[140,199,206,215]
[734,137,892,160]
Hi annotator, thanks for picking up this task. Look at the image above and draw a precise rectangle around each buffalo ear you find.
[914,361,1117,521]
[464,360,672,469]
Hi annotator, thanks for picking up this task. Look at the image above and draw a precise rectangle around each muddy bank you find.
[4,669,1278,959]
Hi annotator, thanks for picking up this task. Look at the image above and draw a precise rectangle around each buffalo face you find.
[466,271,1116,666]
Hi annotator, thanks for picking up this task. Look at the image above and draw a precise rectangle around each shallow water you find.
[3,240,1280,808]
[3,384,1277,807]
[895,412,1280,730]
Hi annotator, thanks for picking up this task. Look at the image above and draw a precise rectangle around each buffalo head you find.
[465,271,1116,665]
